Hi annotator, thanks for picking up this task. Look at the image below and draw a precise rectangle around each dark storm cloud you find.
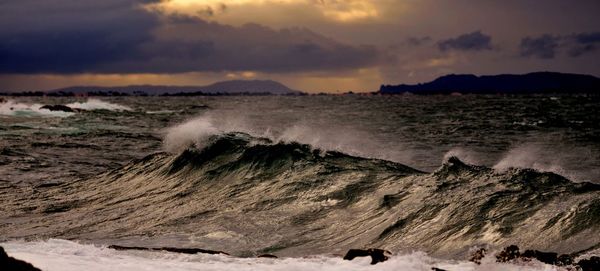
[519,32,600,59]
[0,0,160,73]
[121,20,381,73]
[519,34,561,59]
[0,0,381,74]
[567,32,600,57]
[437,31,492,52]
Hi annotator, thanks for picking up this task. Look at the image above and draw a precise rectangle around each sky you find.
[0,0,599,93]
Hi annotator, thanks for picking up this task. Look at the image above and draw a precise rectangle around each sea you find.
[1,95,599,270]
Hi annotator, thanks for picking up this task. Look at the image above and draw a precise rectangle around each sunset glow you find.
[147,0,380,23]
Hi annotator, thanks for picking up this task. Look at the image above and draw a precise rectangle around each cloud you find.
[567,32,600,57]
[519,34,561,59]
[0,0,160,73]
[405,36,432,46]
[519,32,600,59]
[148,0,380,23]
[437,31,492,52]
[0,0,381,74]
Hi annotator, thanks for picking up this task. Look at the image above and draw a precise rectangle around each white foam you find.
[0,239,559,271]
[66,99,132,111]
[493,144,572,177]
[163,116,221,153]
[0,100,74,117]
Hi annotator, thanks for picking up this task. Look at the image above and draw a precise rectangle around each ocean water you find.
[1,95,599,270]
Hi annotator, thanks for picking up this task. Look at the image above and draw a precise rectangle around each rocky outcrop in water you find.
[578,256,600,271]
[495,245,599,270]
[343,248,391,265]
[0,246,41,271]
[39,104,79,112]
[468,248,487,264]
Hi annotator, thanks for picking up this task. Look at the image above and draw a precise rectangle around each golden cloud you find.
[147,0,380,23]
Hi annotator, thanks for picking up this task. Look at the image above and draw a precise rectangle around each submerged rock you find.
[0,246,41,271]
[343,248,391,265]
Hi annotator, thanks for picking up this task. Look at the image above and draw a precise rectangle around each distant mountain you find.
[47,80,300,96]
[379,72,600,94]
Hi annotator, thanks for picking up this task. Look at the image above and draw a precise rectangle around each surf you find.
[2,131,598,260]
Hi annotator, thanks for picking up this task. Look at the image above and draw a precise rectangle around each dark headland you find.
[0,80,302,96]
[379,72,600,95]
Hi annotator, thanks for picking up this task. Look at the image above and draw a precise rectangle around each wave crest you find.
[66,99,132,111]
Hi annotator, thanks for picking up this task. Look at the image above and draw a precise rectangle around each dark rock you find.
[431,268,448,271]
[492,245,599,270]
[521,249,558,265]
[495,245,520,262]
[556,254,574,266]
[39,104,76,112]
[0,246,41,271]
[577,256,600,271]
[343,248,391,265]
[469,248,487,265]
[108,245,229,255]
[257,254,278,258]
[0,97,6,103]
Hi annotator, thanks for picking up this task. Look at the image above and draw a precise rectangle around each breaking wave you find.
[162,115,415,165]
[0,99,75,117]
[4,132,599,259]
[66,98,132,111]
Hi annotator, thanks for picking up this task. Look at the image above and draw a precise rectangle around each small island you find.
[379,72,600,95]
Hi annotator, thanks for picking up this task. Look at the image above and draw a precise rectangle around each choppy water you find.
[1,95,599,270]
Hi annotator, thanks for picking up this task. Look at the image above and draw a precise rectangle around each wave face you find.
[2,132,599,258]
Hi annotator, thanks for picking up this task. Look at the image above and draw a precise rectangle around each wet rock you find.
[577,256,600,271]
[556,254,574,266]
[469,248,487,265]
[491,245,599,269]
[108,245,229,255]
[343,248,391,265]
[0,246,41,271]
[257,254,278,258]
[521,250,558,265]
[39,104,76,112]
[495,245,520,262]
